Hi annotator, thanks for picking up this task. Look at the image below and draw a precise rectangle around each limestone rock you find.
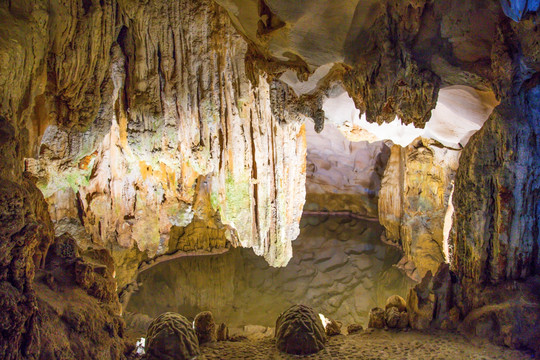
[194,311,216,344]
[36,233,127,359]
[217,323,229,341]
[145,312,200,360]
[431,263,457,329]
[385,295,407,312]
[379,139,460,277]
[347,324,363,334]
[368,307,386,329]
[453,90,540,284]
[275,305,326,355]
[32,0,307,289]
[325,318,342,336]
[0,176,54,359]
[385,307,401,329]
[407,271,435,330]
[460,300,540,356]
[397,311,409,329]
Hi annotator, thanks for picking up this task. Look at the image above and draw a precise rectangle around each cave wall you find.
[453,84,540,283]
[304,122,390,218]
[379,138,460,279]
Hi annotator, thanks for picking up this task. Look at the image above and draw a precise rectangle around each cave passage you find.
[127,216,413,328]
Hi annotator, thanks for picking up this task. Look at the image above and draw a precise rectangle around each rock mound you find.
[194,311,216,344]
[275,304,326,354]
[385,295,407,312]
[145,312,200,360]
[368,307,386,328]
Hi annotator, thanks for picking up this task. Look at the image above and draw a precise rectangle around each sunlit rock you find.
[33,0,307,288]
[305,121,389,217]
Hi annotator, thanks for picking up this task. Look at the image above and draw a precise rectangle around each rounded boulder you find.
[385,295,407,312]
[275,304,326,355]
[145,312,200,360]
[194,311,216,344]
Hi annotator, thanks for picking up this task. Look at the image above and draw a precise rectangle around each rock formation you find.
[37,234,128,359]
[379,138,460,278]
[30,0,307,290]
[275,304,326,355]
[194,311,217,344]
[145,312,200,360]
[368,307,386,329]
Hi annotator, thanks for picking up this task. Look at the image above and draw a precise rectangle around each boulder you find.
[194,311,216,344]
[385,307,400,328]
[385,295,407,312]
[217,323,229,341]
[275,304,326,355]
[145,312,200,360]
[368,307,386,328]
[325,318,342,336]
[397,311,409,329]
[346,324,363,334]
[407,271,435,330]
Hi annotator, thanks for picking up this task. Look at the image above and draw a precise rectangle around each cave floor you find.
[199,329,534,360]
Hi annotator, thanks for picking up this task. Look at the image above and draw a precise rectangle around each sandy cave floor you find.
[198,329,536,360]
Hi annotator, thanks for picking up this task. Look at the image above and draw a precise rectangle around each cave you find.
[0,0,539,359]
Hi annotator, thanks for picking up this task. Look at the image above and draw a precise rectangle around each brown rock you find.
[275,304,326,355]
[194,311,216,344]
[441,307,460,330]
[385,295,407,312]
[385,307,401,328]
[397,311,409,329]
[347,324,363,334]
[325,318,342,336]
[217,323,229,341]
[368,307,386,329]
[407,271,435,330]
[145,312,200,360]
[432,263,457,329]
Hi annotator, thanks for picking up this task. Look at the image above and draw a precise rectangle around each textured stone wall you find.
[453,85,540,283]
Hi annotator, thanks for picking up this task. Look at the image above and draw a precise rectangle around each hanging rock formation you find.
[24,0,307,290]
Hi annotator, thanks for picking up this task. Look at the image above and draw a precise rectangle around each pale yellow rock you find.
[378,139,460,277]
